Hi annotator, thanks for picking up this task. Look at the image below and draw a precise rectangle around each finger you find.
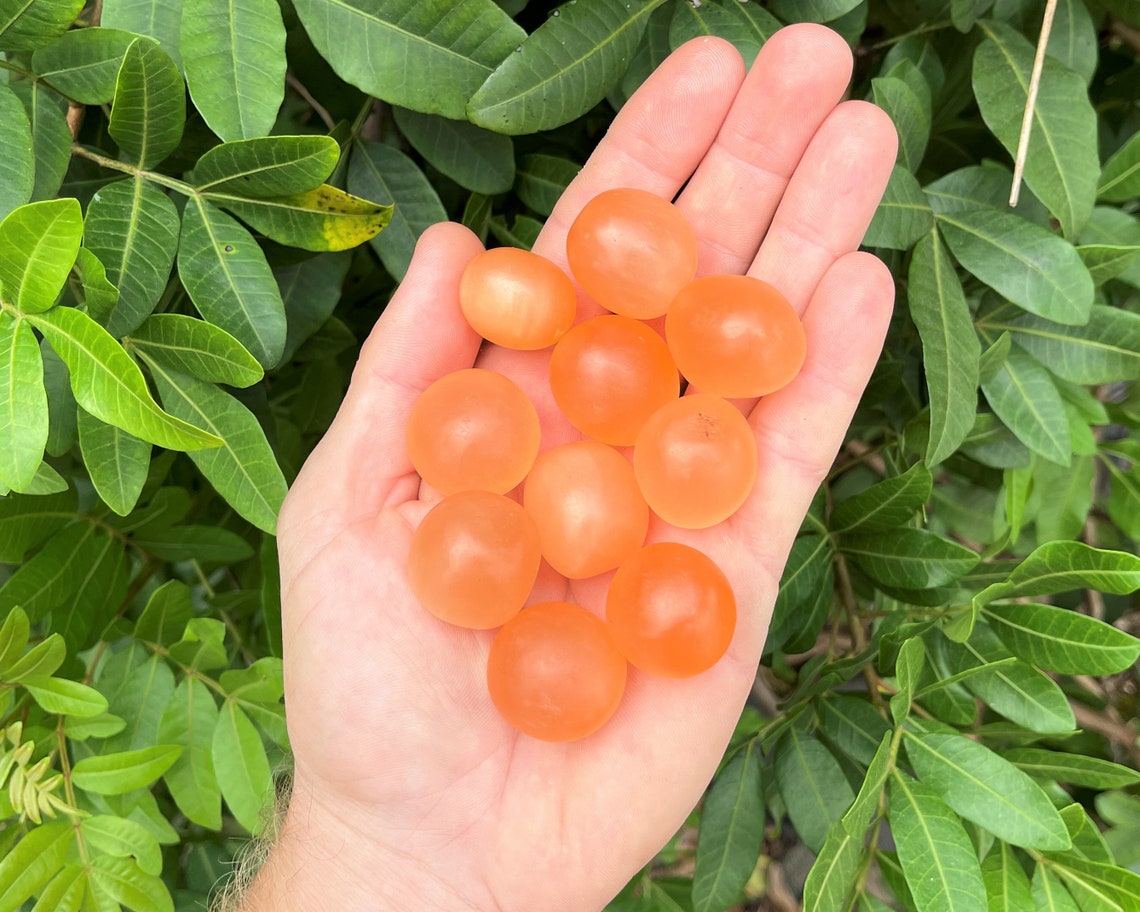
[531,36,745,278]
[675,23,854,276]
[283,222,485,526]
[736,251,895,582]
[752,100,898,314]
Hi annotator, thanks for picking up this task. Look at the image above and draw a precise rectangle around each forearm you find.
[217,776,493,912]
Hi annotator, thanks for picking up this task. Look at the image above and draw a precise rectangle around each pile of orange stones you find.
[404,188,807,742]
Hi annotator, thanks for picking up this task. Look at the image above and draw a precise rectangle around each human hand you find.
[251,23,897,912]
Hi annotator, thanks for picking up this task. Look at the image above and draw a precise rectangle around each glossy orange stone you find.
[523,440,649,579]
[566,188,698,319]
[606,542,736,678]
[405,368,540,495]
[407,491,542,629]
[633,394,757,529]
[487,602,627,742]
[549,314,680,446]
[459,247,577,350]
[665,275,806,397]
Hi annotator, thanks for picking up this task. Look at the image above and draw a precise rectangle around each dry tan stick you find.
[1071,701,1140,769]
[1009,0,1059,207]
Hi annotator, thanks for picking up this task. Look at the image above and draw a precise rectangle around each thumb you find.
[282,222,485,536]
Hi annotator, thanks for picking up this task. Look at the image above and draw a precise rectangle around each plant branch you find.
[1070,701,1140,768]
[71,143,197,196]
[1009,0,1058,206]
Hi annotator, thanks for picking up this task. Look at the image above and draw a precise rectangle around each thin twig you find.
[285,72,336,131]
[1010,0,1058,207]
[1070,701,1140,768]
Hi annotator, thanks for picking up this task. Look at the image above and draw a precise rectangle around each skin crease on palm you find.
[248,24,898,912]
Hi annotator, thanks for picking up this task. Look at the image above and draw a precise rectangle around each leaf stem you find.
[1009,0,1058,206]
[71,143,198,197]
[870,19,953,50]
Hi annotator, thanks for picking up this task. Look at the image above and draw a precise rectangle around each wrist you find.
[235,775,493,912]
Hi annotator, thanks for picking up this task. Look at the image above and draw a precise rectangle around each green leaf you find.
[924,164,1049,225]
[293,0,524,120]
[841,732,893,836]
[169,617,227,672]
[77,406,151,516]
[802,821,863,912]
[89,855,174,912]
[1033,454,1093,545]
[842,527,978,589]
[101,0,182,68]
[125,314,263,387]
[0,822,74,912]
[773,725,855,854]
[816,696,891,768]
[393,107,515,194]
[981,602,1140,675]
[1079,207,1140,287]
[30,26,137,103]
[177,197,286,368]
[1097,132,1140,204]
[0,0,83,52]
[22,674,109,716]
[904,730,1071,850]
[0,198,82,314]
[347,139,446,282]
[831,464,932,534]
[872,76,929,173]
[979,350,1070,466]
[979,305,1140,385]
[71,744,182,795]
[467,0,669,135]
[213,700,272,833]
[0,313,48,492]
[514,153,579,218]
[274,250,352,362]
[1032,864,1081,912]
[973,20,1098,238]
[891,636,924,725]
[0,523,96,624]
[99,650,176,752]
[180,0,286,141]
[54,525,128,653]
[1001,750,1140,790]
[63,712,126,741]
[977,541,1140,603]
[766,533,833,655]
[1046,0,1097,85]
[81,815,163,877]
[12,81,70,203]
[29,866,84,912]
[134,579,193,646]
[0,85,34,221]
[159,677,222,829]
[667,0,779,63]
[766,0,862,22]
[132,525,255,563]
[488,212,542,250]
[907,230,980,466]
[1045,856,1140,911]
[26,305,221,450]
[692,741,764,912]
[1076,244,1140,287]
[220,656,282,702]
[192,136,340,197]
[888,773,985,912]
[863,165,934,251]
[109,37,186,168]
[943,626,1074,734]
[147,365,287,534]
[212,184,393,254]
[937,208,1093,325]
[83,176,181,337]
[72,247,119,325]
[0,606,29,673]
[982,842,1033,912]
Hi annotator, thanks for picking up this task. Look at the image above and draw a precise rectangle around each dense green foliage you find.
[0,0,1138,909]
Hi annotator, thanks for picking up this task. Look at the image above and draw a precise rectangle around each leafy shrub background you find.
[1,0,1139,910]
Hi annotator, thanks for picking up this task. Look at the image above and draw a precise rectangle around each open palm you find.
[265,25,897,912]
